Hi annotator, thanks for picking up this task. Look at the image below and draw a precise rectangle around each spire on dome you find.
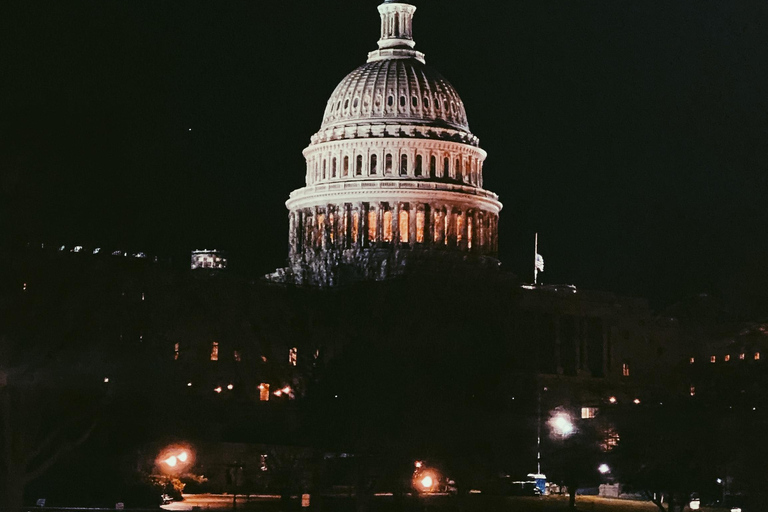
[367,1,425,63]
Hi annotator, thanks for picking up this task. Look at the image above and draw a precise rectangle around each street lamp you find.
[598,464,610,474]
[550,413,574,437]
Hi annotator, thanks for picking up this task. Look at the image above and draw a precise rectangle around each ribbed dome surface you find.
[320,58,469,132]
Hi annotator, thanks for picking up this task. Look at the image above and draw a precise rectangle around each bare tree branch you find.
[24,420,97,484]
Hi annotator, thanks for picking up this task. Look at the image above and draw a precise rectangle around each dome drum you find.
[302,138,487,187]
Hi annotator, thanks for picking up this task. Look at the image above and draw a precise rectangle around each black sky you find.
[2,0,767,312]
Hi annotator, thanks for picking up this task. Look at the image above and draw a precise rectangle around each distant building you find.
[191,249,227,270]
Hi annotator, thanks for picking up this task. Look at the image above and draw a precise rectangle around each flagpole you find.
[534,232,538,286]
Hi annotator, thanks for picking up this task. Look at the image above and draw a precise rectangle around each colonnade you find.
[289,200,498,259]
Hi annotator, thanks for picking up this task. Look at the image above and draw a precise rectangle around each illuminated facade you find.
[283,0,502,285]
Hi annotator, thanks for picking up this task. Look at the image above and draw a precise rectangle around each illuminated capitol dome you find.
[282,0,502,285]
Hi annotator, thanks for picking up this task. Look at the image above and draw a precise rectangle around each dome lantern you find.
[368,2,425,64]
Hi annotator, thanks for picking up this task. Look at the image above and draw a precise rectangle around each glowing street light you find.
[164,455,177,467]
[420,475,433,489]
[178,451,188,463]
[598,464,610,474]
[550,413,574,436]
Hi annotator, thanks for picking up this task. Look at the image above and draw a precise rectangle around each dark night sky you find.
[2,1,767,312]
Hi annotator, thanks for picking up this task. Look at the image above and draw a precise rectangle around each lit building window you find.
[689,357,695,364]
[710,355,716,363]
[416,209,425,243]
[690,385,695,396]
[724,354,730,362]
[211,341,219,361]
[581,407,598,419]
[352,211,359,242]
[174,343,180,361]
[383,209,393,242]
[756,352,761,361]
[329,212,335,243]
[456,214,464,243]
[260,454,268,471]
[368,207,377,242]
[622,363,630,377]
[740,353,746,360]
[234,350,242,362]
[289,347,298,366]
[399,209,409,243]
[259,384,270,401]
[444,211,450,245]
[467,219,473,249]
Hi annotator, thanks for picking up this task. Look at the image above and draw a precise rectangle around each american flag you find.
[535,253,544,272]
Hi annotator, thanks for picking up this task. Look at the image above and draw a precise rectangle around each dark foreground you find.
[160,494,718,512]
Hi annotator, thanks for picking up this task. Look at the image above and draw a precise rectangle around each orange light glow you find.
[608,396,617,404]
[164,456,177,467]
[633,398,641,404]
[420,476,433,489]
[177,451,188,463]
[214,386,222,393]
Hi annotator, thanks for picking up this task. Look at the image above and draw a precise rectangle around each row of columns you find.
[289,201,498,259]
[307,149,484,187]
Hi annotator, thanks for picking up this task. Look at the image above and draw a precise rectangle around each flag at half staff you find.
[535,254,544,272]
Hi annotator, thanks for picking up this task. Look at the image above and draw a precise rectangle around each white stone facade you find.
[283,1,502,285]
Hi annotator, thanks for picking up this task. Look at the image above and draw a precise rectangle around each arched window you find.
[332,158,337,178]
[430,155,436,177]
[416,208,425,243]
[424,97,430,109]
[322,159,327,179]
[399,95,406,107]
[370,154,378,174]
[467,214,473,249]
[385,154,393,173]
[400,154,407,175]
[343,156,349,177]
[367,206,377,242]
[383,207,392,242]
[352,210,359,242]
[356,155,363,175]
[394,12,399,36]
[412,96,418,108]
[415,155,423,176]
[387,95,394,107]
[443,157,449,177]
[353,97,358,108]
[399,208,409,243]
[455,158,462,181]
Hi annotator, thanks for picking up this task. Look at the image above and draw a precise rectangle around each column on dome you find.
[289,211,298,257]
[466,209,474,251]
[458,209,468,251]
[392,202,400,245]
[377,202,384,243]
